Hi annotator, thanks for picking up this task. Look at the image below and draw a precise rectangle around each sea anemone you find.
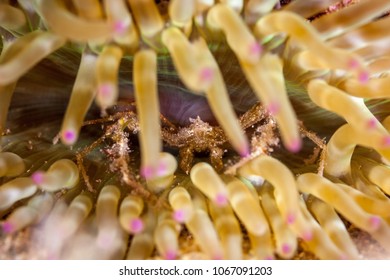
[0,0,390,260]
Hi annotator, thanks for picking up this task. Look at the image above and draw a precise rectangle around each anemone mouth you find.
[1,0,390,260]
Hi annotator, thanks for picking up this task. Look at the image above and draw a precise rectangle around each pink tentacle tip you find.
[281,244,291,255]
[369,216,381,231]
[348,59,359,69]
[140,166,154,179]
[130,218,144,234]
[62,130,76,144]
[1,222,13,234]
[199,67,214,83]
[265,256,275,260]
[302,231,313,241]
[382,136,390,147]
[113,20,127,34]
[358,71,369,84]
[266,102,280,115]
[215,193,228,206]
[98,84,113,98]
[156,161,168,177]
[213,254,223,260]
[367,118,378,129]
[286,213,296,225]
[286,138,302,153]
[31,171,44,185]
[249,42,262,56]
[164,250,177,260]
[239,144,250,157]
[173,210,186,223]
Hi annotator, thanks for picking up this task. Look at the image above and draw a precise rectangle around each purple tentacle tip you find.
[130,218,144,234]
[286,213,295,225]
[1,222,13,234]
[62,130,76,144]
[382,136,390,147]
[281,243,291,255]
[369,216,381,231]
[31,171,44,185]
[140,166,154,179]
[215,193,228,206]
[164,250,177,260]
[173,210,186,223]
[287,138,302,153]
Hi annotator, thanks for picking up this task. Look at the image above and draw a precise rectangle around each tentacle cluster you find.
[1,0,390,259]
